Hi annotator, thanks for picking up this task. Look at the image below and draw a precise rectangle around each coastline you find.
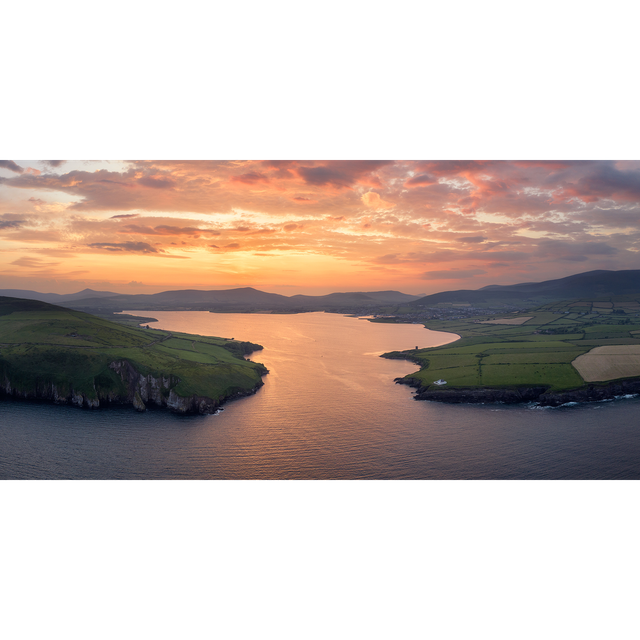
[395,375,640,407]
[1,361,267,415]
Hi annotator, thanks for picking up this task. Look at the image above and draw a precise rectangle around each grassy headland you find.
[381,295,640,405]
[0,297,267,413]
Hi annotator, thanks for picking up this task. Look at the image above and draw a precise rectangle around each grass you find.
[0,296,267,403]
[383,296,640,393]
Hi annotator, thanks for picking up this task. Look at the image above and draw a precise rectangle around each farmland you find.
[382,295,640,402]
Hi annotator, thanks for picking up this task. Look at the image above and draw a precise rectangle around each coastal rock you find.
[1,359,264,415]
[414,386,547,404]
[399,378,640,406]
[133,391,147,412]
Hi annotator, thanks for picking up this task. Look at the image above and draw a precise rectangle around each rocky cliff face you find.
[396,376,640,406]
[1,359,263,414]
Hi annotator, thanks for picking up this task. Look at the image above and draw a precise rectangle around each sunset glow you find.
[1,159,639,295]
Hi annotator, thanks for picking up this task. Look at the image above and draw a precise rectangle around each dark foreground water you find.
[2,311,640,479]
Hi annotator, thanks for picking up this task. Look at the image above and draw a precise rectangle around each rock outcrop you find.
[0,359,264,414]
[395,376,640,406]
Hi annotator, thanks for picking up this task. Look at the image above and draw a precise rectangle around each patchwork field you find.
[383,297,640,393]
[572,345,640,382]
[478,316,533,325]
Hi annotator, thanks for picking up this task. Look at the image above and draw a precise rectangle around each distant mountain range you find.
[3,270,640,313]
[409,269,640,307]
[0,287,421,312]
[0,288,120,304]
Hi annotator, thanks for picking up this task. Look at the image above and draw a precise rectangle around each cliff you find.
[395,377,640,407]
[0,357,265,414]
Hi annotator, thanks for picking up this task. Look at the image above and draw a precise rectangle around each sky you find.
[1,159,640,296]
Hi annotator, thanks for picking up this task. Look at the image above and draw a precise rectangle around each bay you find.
[1,311,640,479]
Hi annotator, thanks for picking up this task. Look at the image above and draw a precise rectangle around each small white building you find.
[433,379,447,386]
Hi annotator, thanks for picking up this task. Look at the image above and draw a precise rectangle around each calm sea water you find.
[2,311,640,479]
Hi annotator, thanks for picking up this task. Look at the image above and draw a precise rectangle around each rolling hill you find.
[0,296,267,414]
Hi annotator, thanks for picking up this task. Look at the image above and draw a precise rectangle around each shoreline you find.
[0,370,266,415]
[395,376,640,407]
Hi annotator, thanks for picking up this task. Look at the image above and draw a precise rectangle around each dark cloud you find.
[118,224,220,238]
[28,197,45,205]
[0,220,25,229]
[230,172,269,185]
[87,242,159,253]
[110,213,139,219]
[283,223,298,231]
[138,176,175,189]
[421,269,487,279]
[556,161,640,203]
[298,166,351,188]
[42,161,66,168]
[456,236,487,243]
[536,239,618,257]
[0,160,24,174]
[154,225,216,236]
[404,173,436,187]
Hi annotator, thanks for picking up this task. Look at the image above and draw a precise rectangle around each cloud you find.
[456,236,487,243]
[138,175,175,189]
[11,256,60,268]
[0,160,24,173]
[42,160,66,168]
[421,269,487,279]
[361,191,395,210]
[536,239,618,259]
[2,160,640,293]
[230,172,269,185]
[404,173,436,187]
[297,166,351,188]
[119,224,220,237]
[0,220,25,229]
[88,242,159,253]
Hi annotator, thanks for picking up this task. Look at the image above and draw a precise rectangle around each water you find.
[2,311,640,479]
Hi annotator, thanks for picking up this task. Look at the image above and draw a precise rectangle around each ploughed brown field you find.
[479,316,533,325]
[572,345,640,382]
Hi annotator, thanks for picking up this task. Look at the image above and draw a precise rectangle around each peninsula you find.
[382,294,640,406]
[0,297,267,414]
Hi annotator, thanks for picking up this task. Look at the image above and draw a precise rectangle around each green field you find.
[0,297,267,410]
[383,298,640,393]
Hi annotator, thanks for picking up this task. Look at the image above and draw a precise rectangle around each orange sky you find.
[1,159,640,295]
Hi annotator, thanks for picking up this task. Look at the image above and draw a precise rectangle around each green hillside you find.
[0,297,267,413]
